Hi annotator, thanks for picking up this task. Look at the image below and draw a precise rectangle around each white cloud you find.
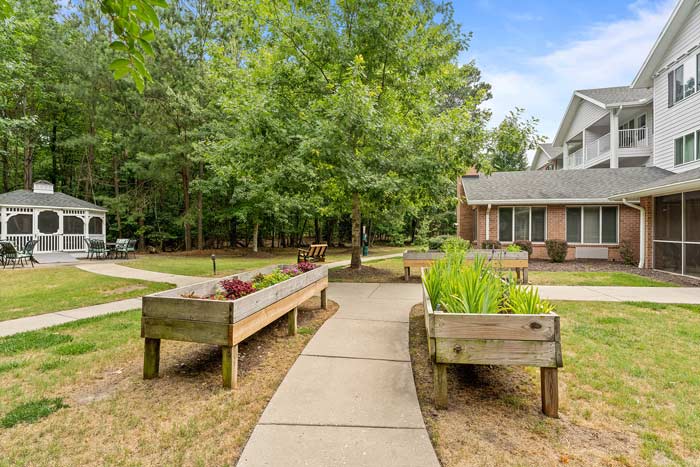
[480,0,675,144]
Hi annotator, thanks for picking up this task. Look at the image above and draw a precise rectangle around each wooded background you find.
[0,0,539,259]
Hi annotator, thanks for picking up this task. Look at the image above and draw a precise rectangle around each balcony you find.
[567,128,652,168]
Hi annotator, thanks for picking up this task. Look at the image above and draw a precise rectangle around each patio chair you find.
[113,238,129,259]
[84,238,108,260]
[0,241,32,269]
[0,242,5,267]
[297,244,328,263]
[20,240,38,267]
[125,239,137,259]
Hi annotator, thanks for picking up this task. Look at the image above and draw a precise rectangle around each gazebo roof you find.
[0,189,107,212]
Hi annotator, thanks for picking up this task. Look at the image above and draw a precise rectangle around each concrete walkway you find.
[76,262,206,287]
[536,285,700,304]
[237,282,439,467]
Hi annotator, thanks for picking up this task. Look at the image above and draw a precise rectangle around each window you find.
[37,211,59,234]
[498,207,546,242]
[654,190,700,277]
[88,217,103,235]
[7,214,32,234]
[667,56,699,106]
[566,206,618,244]
[674,132,698,165]
[63,216,84,235]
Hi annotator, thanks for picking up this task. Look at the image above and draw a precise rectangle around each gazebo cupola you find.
[0,181,107,253]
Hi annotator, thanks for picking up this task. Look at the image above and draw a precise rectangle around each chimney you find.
[33,180,54,194]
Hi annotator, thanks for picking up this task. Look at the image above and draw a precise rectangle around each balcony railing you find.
[619,127,651,148]
[567,148,584,168]
[585,133,611,162]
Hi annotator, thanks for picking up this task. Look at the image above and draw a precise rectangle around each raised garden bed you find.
[141,264,328,388]
[404,249,529,282]
[421,266,562,418]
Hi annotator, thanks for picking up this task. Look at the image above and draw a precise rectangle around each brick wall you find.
[456,193,643,263]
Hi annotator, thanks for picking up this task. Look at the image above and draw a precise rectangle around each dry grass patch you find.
[409,301,700,466]
[0,297,336,466]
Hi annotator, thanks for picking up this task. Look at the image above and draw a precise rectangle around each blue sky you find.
[452,0,675,142]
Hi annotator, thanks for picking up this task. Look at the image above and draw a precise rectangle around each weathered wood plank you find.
[320,288,327,310]
[540,367,559,418]
[222,345,238,389]
[432,314,556,341]
[143,338,160,379]
[142,296,232,324]
[230,279,327,345]
[435,338,558,367]
[142,317,230,346]
[232,267,328,323]
[433,362,448,409]
[288,307,298,336]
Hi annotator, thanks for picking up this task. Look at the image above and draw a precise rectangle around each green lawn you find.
[0,268,172,321]
[528,271,675,287]
[125,247,405,277]
[557,300,700,463]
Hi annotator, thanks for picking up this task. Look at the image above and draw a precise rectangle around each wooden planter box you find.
[404,249,529,282]
[421,276,563,417]
[141,264,328,388]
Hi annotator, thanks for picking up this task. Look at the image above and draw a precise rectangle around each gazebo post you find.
[32,208,39,252]
[0,207,6,240]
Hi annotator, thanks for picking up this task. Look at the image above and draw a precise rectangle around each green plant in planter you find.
[441,237,471,255]
[253,270,292,289]
[504,282,554,314]
[505,244,522,253]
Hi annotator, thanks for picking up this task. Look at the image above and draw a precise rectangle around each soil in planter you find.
[409,303,642,467]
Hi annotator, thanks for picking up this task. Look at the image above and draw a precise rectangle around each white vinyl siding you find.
[565,100,608,142]
[652,4,700,173]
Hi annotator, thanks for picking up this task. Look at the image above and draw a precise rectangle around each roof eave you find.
[552,94,581,147]
[464,198,622,206]
[604,97,653,108]
[609,177,700,200]
[0,202,107,212]
[631,0,695,89]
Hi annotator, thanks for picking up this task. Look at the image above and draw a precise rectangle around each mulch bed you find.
[529,259,700,287]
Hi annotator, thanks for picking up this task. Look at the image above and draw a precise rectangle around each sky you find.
[452,0,675,143]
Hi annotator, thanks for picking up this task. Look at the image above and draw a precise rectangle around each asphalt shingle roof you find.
[462,167,672,203]
[0,190,106,211]
[611,166,700,197]
[538,143,561,160]
[576,86,652,106]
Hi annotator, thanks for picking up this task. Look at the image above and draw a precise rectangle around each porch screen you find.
[64,216,84,235]
[654,190,700,277]
[38,211,59,234]
[88,217,103,235]
[7,214,32,234]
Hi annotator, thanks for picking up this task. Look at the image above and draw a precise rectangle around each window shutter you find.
[668,71,674,107]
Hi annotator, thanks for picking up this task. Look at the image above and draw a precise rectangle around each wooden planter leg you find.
[433,363,448,409]
[523,267,529,285]
[143,338,161,379]
[320,288,327,310]
[404,266,410,281]
[288,307,298,336]
[540,367,559,418]
[222,345,238,389]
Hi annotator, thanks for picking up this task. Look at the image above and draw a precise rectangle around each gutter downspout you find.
[485,204,491,242]
[622,199,645,269]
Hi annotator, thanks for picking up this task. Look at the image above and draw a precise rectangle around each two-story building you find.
[458,0,700,277]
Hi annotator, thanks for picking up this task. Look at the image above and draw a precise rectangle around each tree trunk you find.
[113,149,123,237]
[23,138,33,190]
[50,123,57,185]
[252,222,260,253]
[351,192,362,269]
[85,116,96,203]
[182,165,191,251]
[229,218,237,248]
[197,161,204,250]
[1,138,9,192]
[314,217,321,244]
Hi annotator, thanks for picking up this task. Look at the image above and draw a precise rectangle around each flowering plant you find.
[219,278,256,299]
[297,262,318,273]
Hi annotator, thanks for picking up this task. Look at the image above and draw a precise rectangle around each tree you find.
[489,108,542,172]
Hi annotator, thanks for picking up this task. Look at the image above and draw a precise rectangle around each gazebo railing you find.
[1,234,96,253]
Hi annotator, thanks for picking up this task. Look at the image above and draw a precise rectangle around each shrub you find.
[506,244,521,253]
[618,240,636,265]
[219,278,256,299]
[545,240,568,263]
[514,240,533,256]
[481,240,501,250]
[441,237,471,254]
[427,235,451,251]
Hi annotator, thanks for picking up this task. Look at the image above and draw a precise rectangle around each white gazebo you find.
[0,181,107,254]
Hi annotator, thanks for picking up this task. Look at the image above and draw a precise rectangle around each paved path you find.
[237,282,439,467]
[76,262,206,287]
[536,285,700,304]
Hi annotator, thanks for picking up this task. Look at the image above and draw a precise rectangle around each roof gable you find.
[632,0,697,88]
